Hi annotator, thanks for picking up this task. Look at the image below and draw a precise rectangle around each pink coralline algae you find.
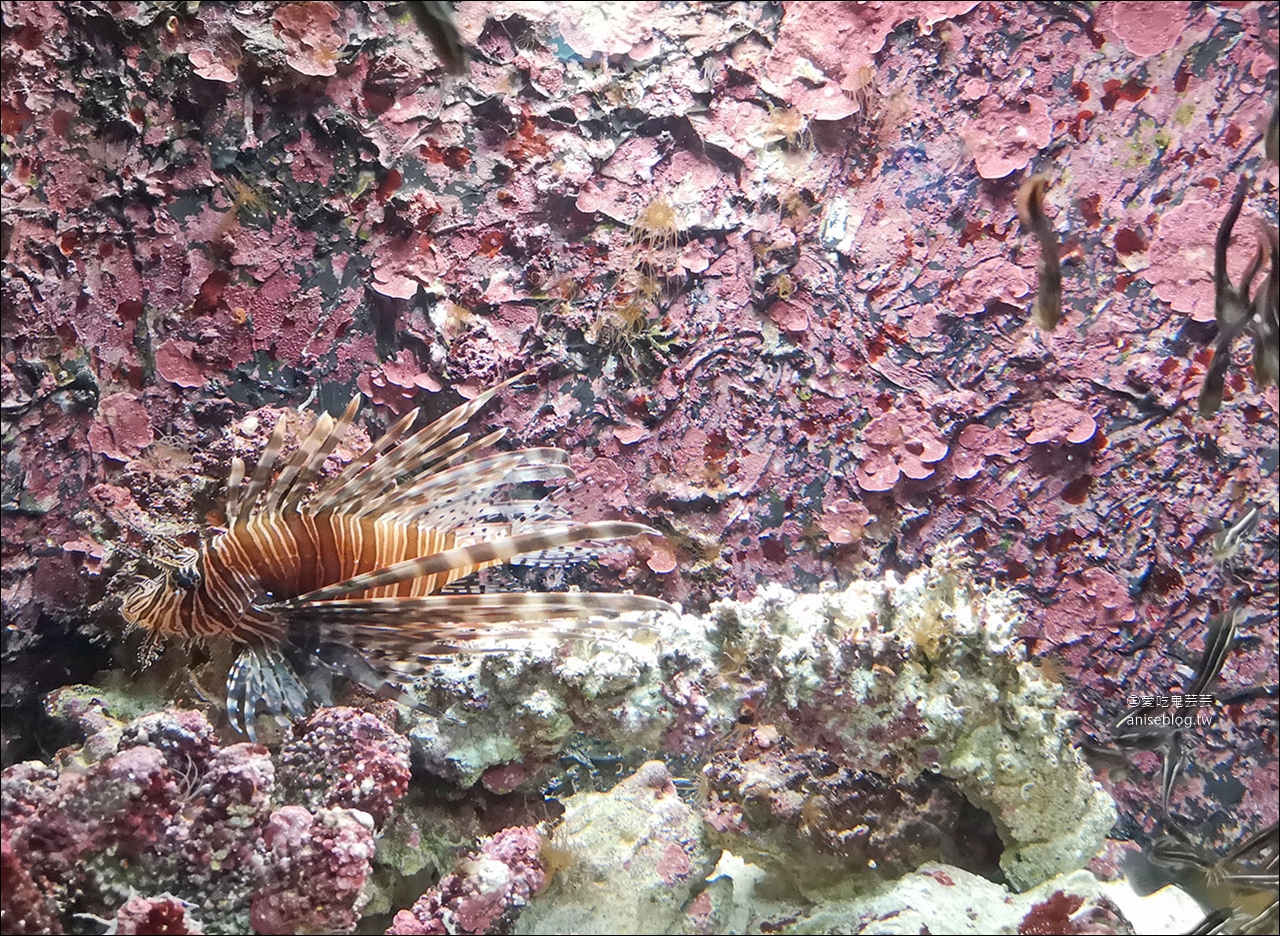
[86,391,155,462]
[855,406,950,492]
[357,349,443,413]
[764,2,979,119]
[1102,1,1190,58]
[114,895,205,936]
[388,827,547,936]
[818,497,873,545]
[1,704,394,935]
[251,805,376,936]
[1036,567,1136,647]
[1025,399,1098,446]
[272,2,344,78]
[961,94,1053,180]
[0,834,61,936]
[1145,193,1262,322]
[950,424,1020,481]
[278,706,412,826]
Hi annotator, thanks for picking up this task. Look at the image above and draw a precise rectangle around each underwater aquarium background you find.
[1,2,1276,934]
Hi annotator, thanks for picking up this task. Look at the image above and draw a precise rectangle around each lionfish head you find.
[119,546,202,638]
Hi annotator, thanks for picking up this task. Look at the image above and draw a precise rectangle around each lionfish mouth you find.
[121,375,674,741]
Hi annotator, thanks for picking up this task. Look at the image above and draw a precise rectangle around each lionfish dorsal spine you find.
[373,447,573,521]
[279,397,361,513]
[225,456,247,525]
[235,414,290,526]
[312,388,504,515]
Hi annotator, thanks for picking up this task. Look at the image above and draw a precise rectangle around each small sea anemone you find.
[630,198,683,254]
[761,106,812,150]
[536,823,578,894]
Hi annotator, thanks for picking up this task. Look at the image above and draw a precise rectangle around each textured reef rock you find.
[770,862,1200,935]
[388,825,547,935]
[515,762,712,936]
[1,703,406,935]
[386,765,1173,936]
[3,0,1277,932]
[278,707,412,826]
[406,542,1114,892]
[3,552,1116,933]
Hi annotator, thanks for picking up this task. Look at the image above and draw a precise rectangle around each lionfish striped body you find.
[120,378,670,739]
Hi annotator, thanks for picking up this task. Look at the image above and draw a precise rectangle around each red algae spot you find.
[1077,194,1103,228]
[506,105,551,162]
[1,97,33,136]
[928,870,956,886]
[1174,62,1191,93]
[13,24,42,51]
[377,169,402,203]
[657,842,692,884]
[481,761,528,795]
[1018,890,1084,935]
[477,229,505,258]
[1114,227,1148,256]
[444,146,470,169]
[1100,77,1151,112]
[1066,109,1095,142]
[1060,474,1093,504]
[1070,81,1091,102]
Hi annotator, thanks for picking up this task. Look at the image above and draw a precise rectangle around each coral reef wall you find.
[2,0,1277,924]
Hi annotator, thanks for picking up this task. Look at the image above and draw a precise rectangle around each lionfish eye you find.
[173,566,201,590]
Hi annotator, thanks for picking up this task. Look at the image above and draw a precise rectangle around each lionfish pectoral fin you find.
[225,645,313,742]
[285,592,670,722]
[290,521,662,603]
[286,592,673,626]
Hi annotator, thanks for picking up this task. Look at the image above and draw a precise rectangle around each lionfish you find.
[120,377,671,739]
